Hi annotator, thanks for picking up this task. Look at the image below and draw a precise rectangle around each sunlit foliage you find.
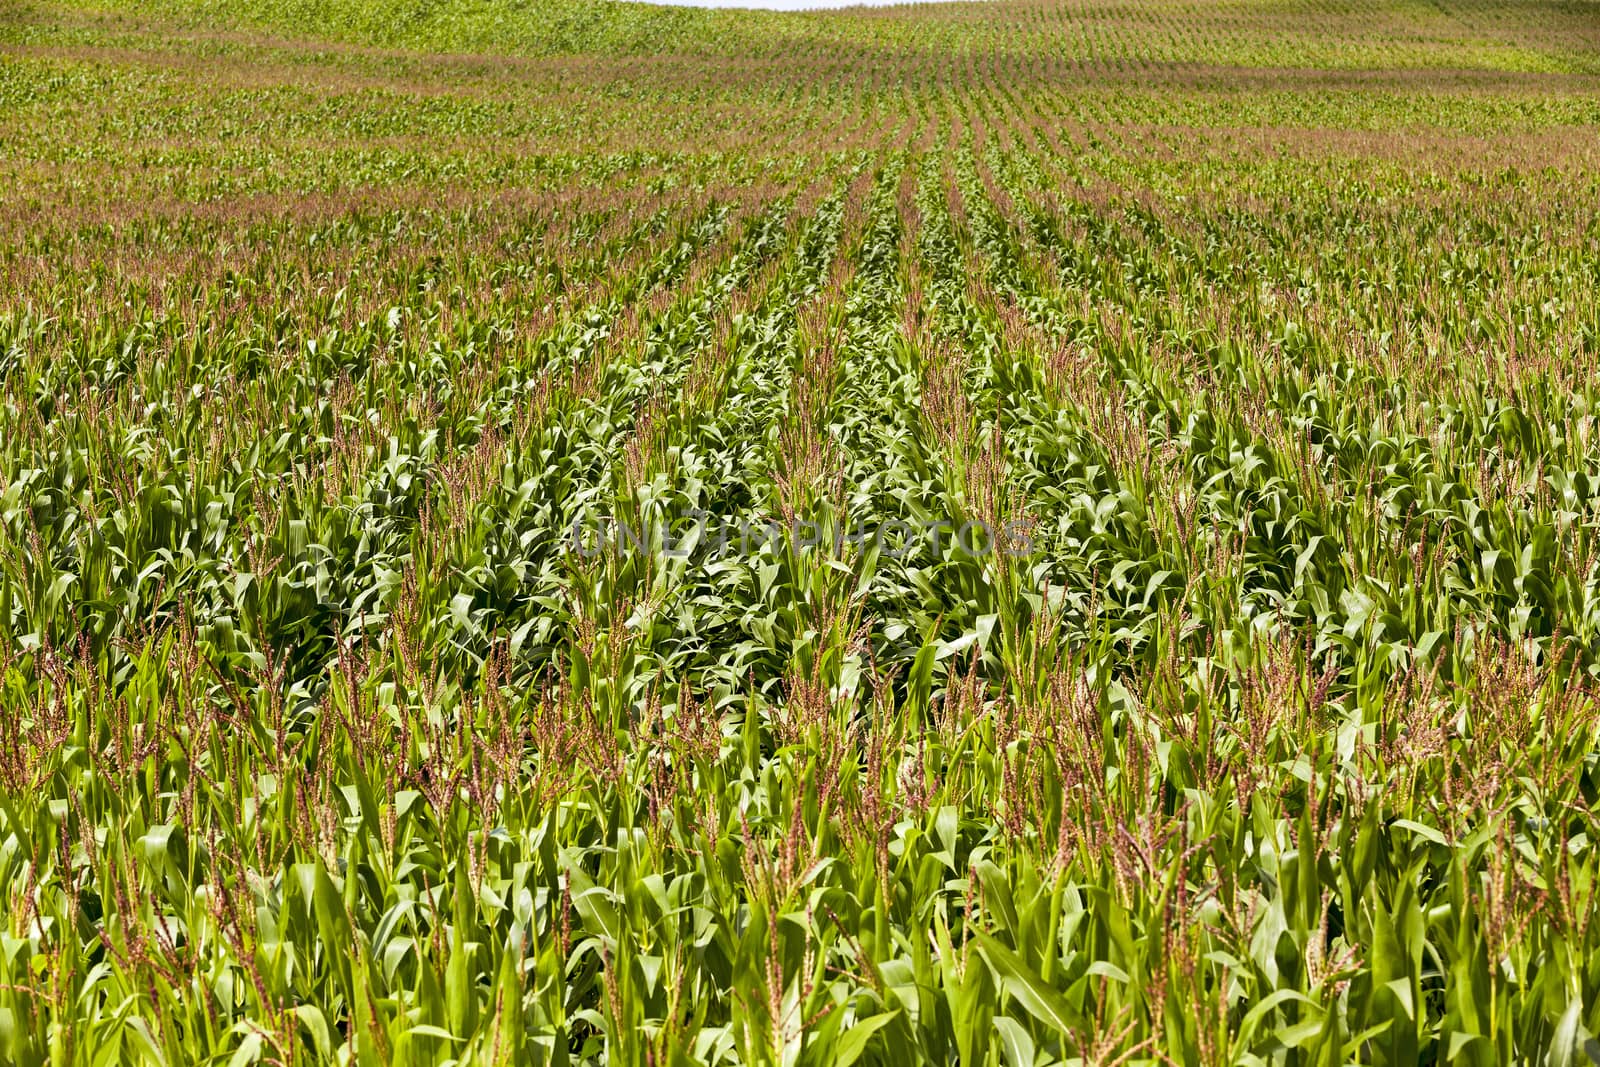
[1,0,1599,1062]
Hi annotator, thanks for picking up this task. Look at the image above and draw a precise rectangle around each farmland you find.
[3,0,1600,1061]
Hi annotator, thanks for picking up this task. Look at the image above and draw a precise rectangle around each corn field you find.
[2,0,1600,1062]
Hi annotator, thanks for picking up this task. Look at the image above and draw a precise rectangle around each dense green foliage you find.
[2,0,1600,1062]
